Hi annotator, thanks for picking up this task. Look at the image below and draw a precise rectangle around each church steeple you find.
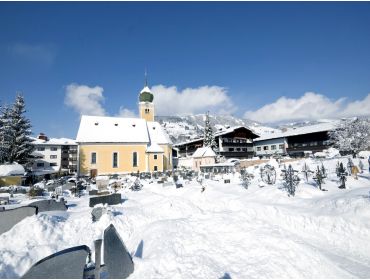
[139,70,155,122]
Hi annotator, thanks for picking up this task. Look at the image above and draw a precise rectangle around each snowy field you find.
[1,157,370,278]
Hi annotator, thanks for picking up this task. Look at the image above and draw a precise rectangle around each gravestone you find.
[91,207,107,222]
[0,206,37,235]
[104,224,134,279]
[21,245,90,279]
[96,179,109,191]
[89,190,98,196]
[0,196,10,205]
[28,199,68,213]
[89,193,121,208]
[61,182,76,191]
[162,182,174,187]
[55,186,63,196]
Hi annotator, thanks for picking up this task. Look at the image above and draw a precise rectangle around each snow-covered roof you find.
[255,122,339,142]
[31,137,76,146]
[174,126,259,147]
[76,115,150,143]
[147,121,173,145]
[192,147,217,158]
[140,86,152,94]
[76,115,173,149]
[146,143,164,153]
[0,163,25,177]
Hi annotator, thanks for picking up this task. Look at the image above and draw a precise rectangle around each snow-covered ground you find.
[1,156,370,278]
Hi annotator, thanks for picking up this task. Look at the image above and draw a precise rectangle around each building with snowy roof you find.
[76,83,173,176]
[191,146,217,171]
[254,121,339,158]
[30,133,78,175]
[174,126,259,160]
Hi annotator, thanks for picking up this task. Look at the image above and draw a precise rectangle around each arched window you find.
[133,152,138,167]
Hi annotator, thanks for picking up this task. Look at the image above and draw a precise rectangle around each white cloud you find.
[244,92,370,123]
[64,83,106,116]
[151,85,236,116]
[342,94,370,117]
[116,107,137,118]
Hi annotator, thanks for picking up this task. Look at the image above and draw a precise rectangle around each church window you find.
[133,152,138,167]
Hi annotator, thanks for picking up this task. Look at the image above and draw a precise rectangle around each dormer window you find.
[145,108,150,114]
[132,124,136,127]
[114,123,118,126]
[94,122,99,126]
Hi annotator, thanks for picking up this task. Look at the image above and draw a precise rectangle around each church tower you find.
[138,73,154,122]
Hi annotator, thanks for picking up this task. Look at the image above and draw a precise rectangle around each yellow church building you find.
[76,84,173,177]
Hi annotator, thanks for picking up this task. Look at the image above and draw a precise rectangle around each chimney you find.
[37,133,48,141]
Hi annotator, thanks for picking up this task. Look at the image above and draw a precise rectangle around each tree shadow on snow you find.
[219,272,232,279]
[134,240,144,258]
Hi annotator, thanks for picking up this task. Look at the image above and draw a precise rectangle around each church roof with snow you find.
[76,115,172,145]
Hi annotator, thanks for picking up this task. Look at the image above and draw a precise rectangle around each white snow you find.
[147,122,172,145]
[76,116,172,147]
[192,147,216,158]
[0,163,25,177]
[140,86,152,94]
[30,137,76,145]
[146,143,164,153]
[1,157,370,278]
[256,121,340,142]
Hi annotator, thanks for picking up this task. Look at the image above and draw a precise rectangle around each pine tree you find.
[203,111,218,152]
[7,93,34,164]
[0,104,12,163]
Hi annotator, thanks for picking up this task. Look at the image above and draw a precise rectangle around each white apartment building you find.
[31,133,77,175]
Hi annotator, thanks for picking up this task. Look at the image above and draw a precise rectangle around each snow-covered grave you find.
[1,156,370,278]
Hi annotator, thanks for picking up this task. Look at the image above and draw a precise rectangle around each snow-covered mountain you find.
[155,114,279,144]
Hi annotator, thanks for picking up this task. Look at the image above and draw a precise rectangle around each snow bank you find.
[0,164,25,177]
[358,150,370,159]
[1,156,370,278]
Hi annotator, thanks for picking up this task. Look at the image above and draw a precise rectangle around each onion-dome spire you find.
[139,69,154,102]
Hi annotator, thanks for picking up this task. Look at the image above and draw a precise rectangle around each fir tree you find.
[7,93,34,164]
[0,104,12,163]
[203,111,218,153]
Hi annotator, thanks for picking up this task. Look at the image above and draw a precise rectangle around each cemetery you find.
[0,155,370,278]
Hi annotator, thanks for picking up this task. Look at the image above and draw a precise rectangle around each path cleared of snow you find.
[1,157,370,278]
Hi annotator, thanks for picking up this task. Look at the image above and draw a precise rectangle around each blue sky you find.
[1,2,370,138]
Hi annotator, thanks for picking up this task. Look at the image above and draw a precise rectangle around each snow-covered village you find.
[1,2,370,279]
